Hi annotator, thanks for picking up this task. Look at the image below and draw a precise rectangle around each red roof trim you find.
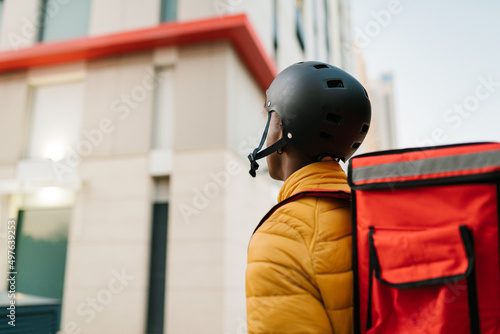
[0,14,277,92]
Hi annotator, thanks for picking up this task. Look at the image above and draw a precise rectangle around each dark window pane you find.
[146,202,168,333]
[15,208,71,300]
[295,2,305,51]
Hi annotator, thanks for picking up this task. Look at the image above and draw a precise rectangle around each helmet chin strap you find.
[248,112,287,177]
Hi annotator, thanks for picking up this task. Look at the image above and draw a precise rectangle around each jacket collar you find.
[277,161,351,202]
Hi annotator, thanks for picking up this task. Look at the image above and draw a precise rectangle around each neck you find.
[280,148,314,181]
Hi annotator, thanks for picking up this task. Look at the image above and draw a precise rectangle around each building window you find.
[324,0,331,61]
[337,1,348,69]
[295,0,305,51]
[146,178,169,334]
[15,207,71,300]
[38,0,91,42]
[273,0,278,56]
[152,67,174,149]
[161,0,177,22]
[312,0,319,60]
[24,82,84,161]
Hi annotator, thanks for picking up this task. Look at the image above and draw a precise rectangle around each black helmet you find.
[248,61,371,177]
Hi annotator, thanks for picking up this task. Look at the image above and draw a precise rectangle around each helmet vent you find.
[326,80,344,88]
[363,88,369,98]
[314,64,329,69]
[326,113,343,125]
[320,132,335,141]
[360,123,370,134]
[352,142,361,149]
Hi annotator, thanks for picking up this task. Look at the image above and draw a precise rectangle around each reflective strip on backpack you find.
[351,150,500,184]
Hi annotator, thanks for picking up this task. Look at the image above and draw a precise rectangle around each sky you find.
[349,0,500,148]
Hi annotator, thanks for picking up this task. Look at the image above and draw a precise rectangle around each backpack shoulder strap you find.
[252,189,351,235]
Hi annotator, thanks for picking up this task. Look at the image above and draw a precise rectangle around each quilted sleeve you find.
[245,208,333,334]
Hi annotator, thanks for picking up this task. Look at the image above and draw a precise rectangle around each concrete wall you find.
[61,156,152,333]
[88,0,161,36]
[165,41,276,334]
[59,53,156,333]
[167,148,275,334]
[172,42,228,150]
[0,0,39,51]
[0,71,29,164]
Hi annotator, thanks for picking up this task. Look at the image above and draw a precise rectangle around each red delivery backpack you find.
[348,142,500,334]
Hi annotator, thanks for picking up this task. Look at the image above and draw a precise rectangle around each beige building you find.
[363,73,398,152]
[0,0,362,333]
[350,50,398,154]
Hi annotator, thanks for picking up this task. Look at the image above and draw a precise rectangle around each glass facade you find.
[161,0,177,22]
[38,0,91,42]
[15,208,71,300]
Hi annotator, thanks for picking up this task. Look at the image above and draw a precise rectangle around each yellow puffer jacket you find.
[246,161,353,334]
